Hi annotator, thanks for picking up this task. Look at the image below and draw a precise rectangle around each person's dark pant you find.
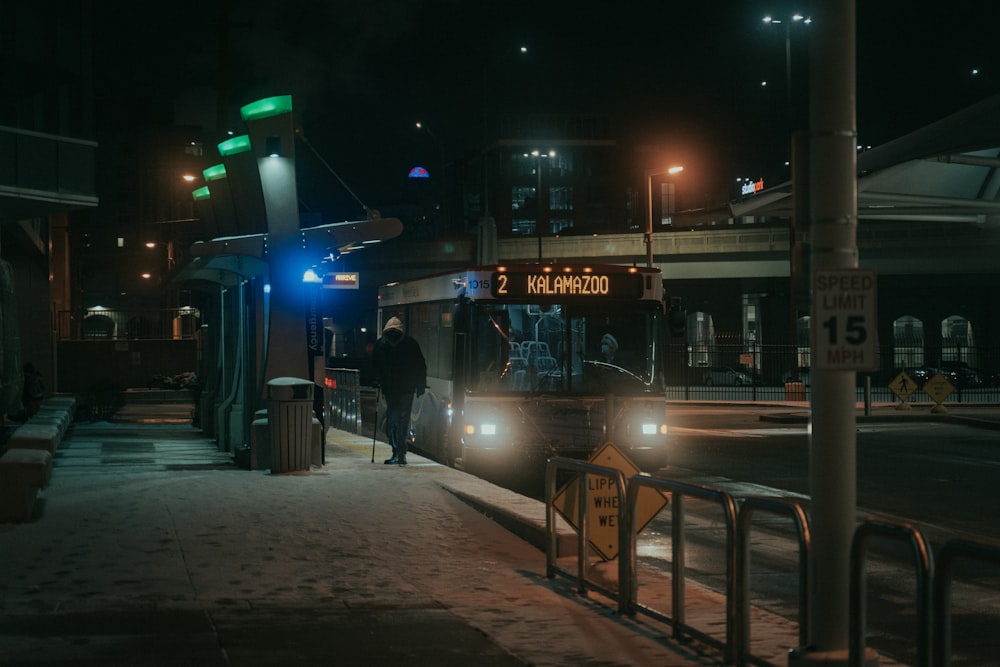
[385,391,415,459]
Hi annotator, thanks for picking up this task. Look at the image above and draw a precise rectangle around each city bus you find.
[377,263,670,473]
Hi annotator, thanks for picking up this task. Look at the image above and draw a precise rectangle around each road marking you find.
[671,426,807,438]
[661,467,809,500]
[902,452,1000,469]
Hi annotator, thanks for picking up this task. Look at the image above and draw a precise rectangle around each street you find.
[663,405,1000,541]
[643,404,1000,666]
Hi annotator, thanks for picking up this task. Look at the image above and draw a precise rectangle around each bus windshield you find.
[466,301,662,395]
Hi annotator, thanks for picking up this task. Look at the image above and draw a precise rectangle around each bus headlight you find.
[632,421,667,437]
[464,423,499,436]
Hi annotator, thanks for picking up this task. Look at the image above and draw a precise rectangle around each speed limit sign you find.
[812,268,878,371]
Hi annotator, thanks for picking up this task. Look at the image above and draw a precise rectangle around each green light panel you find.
[203,164,227,181]
[218,135,251,157]
[192,186,211,201]
[240,95,293,121]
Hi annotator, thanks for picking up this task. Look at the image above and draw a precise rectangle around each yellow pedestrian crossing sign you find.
[888,371,917,401]
[551,441,668,561]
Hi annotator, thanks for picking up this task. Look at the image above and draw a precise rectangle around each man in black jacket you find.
[372,316,427,465]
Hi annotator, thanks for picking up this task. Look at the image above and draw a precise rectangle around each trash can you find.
[266,377,313,473]
[784,381,806,402]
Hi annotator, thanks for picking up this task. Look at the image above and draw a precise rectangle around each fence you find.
[544,457,1000,667]
[323,367,362,434]
[664,341,1000,404]
[56,307,201,341]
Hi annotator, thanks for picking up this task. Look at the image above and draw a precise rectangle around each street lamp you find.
[762,13,811,161]
[527,149,556,261]
[415,121,442,165]
[415,121,447,233]
[645,165,683,268]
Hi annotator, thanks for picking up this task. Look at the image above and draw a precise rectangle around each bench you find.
[5,422,61,454]
[0,394,76,523]
[0,448,52,522]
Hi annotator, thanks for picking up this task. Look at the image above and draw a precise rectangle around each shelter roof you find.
[725,94,1000,227]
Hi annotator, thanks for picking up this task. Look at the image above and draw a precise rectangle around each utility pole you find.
[790,3,876,666]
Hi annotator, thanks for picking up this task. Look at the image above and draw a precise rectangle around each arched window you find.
[688,311,715,368]
[941,315,976,366]
[83,314,116,339]
[893,315,924,368]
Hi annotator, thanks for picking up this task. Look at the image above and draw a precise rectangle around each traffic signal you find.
[667,298,687,338]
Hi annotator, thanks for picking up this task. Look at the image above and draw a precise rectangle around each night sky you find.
[93,1,1000,221]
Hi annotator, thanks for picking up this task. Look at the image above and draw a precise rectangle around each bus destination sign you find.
[490,271,642,299]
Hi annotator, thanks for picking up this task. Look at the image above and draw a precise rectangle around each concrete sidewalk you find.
[0,417,792,666]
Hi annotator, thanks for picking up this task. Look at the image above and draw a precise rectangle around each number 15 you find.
[821,315,866,345]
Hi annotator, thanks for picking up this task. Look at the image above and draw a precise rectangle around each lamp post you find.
[645,165,684,268]
[480,45,531,223]
[415,121,447,235]
[528,149,555,261]
[415,121,443,174]
[762,13,811,159]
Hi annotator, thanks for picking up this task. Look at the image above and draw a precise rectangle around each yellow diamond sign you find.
[552,441,668,561]
[923,373,954,404]
[888,371,917,401]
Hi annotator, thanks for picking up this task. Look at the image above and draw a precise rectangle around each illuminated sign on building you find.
[741,178,764,196]
[490,271,642,299]
[322,272,360,289]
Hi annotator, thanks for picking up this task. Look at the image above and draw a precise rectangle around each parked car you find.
[703,366,753,386]
[898,366,936,386]
[938,360,982,387]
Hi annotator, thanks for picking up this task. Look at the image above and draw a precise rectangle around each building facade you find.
[0,0,98,409]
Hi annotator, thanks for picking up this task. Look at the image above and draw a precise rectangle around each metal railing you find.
[626,475,739,663]
[56,307,201,341]
[736,497,811,665]
[323,368,362,434]
[849,519,934,667]
[542,462,1000,666]
[544,457,629,608]
[933,539,1000,666]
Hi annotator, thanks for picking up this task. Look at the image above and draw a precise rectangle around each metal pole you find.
[646,174,655,268]
[537,154,543,261]
[864,376,872,416]
[785,20,793,146]
[645,166,681,269]
[790,2,862,665]
[371,386,380,463]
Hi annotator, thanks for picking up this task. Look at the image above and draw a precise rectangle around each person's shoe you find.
[384,456,400,465]
[397,456,407,465]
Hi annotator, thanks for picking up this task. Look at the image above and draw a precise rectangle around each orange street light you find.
[645,166,684,268]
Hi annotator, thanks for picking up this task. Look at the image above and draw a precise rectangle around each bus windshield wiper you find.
[582,360,653,389]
